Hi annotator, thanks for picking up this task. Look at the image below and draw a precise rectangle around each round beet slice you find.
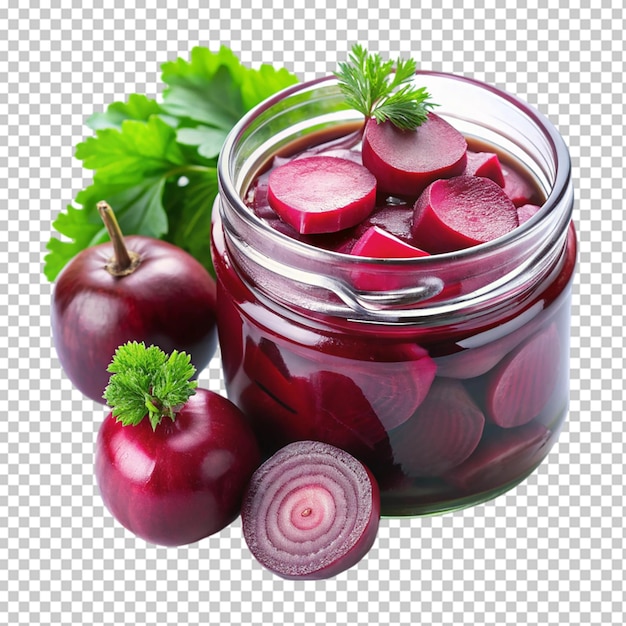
[389,378,485,477]
[361,113,467,197]
[312,338,437,432]
[267,155,377,234]
[485,323,561,428]
[444,421,552,493]
[241,440,380,580]
[234,338,391,466]
[411,175,519,254]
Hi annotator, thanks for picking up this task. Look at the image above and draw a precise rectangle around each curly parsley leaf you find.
[103,341,198,430]
[335,44,437,131]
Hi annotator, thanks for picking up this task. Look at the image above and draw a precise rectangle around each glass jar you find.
[211,73,576,516]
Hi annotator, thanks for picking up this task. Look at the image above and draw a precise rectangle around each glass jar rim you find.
[216,72,574,321]
[219,71,571,263]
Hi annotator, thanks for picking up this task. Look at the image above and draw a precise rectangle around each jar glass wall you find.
[212,73,576,516]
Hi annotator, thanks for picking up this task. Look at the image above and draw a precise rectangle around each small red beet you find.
[389,378,485,477]
[52,202,217,403]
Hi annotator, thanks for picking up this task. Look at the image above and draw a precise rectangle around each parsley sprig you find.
[334,44,437,131]
[44,46,298,282]
[103,341,198,431]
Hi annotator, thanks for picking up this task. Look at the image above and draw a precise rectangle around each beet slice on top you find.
[267,155,377,234]
[411,175,519,254]
[361,113,467,197]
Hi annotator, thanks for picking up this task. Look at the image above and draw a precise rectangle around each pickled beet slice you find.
[388,378,485,477]
[241,440,380,580]
[463,151,505,187]
[444,421,552,493]
[248,169,362,251]
[362,203,415,242]
[351,225,430,260]
[411,175,519,254]
[349,225,430,291]
[517,203,542,225]
[310,370,390,457]
[236,339,390,465]
[501,163,543,207]
[267,155,377,234]
[313,338,437,431]
[361,113,467,197]
[434,301,546,379]
[485,323,561,428]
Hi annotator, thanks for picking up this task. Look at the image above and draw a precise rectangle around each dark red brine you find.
[213,73,575,516]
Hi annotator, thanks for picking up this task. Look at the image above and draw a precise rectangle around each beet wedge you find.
[501,163,543,207]
[411,175,519,254]
[267,155,377,234]
[389,378,485,477]
[361,113,467,197]
[463,151,505,187]
[484,323,562,428]
[444,421,552,493]
[351,225,430,260]
[349,225,430,291]
[241,440,380,580]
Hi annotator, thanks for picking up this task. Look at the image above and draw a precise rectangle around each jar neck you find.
[216,193,573,328]
[216,73,574,326]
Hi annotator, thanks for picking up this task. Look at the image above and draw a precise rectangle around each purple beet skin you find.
[241,440,380,580]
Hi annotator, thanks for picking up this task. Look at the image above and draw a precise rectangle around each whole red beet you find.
[51,202,217,403]
[95,342,261,546]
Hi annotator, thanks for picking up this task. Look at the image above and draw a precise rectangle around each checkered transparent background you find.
[1,1,623,625]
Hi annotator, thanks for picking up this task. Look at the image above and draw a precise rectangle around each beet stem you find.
[98,200,141,276]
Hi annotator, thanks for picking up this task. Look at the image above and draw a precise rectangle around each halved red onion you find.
[241,440,380,580]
